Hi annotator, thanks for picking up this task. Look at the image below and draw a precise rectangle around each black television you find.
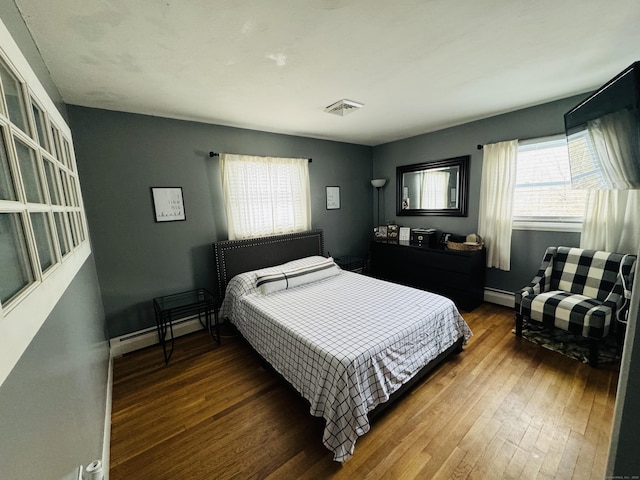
[564,61,640,189]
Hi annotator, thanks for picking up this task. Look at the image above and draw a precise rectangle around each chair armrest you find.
[518,247,557,297]
[519,285,537,299]
[621,255,636,300]
[603,255,637,321]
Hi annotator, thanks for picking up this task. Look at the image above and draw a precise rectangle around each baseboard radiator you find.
[109,314,204,357]
[484,287,515,308]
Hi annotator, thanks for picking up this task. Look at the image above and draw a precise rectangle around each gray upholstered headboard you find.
[213,229,325,300]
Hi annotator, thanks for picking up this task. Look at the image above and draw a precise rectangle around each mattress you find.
[220,256,472,461]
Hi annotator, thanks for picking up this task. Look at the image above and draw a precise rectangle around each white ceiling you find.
[14,0,640,146]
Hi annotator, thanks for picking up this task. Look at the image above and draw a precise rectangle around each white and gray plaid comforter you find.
[220,257,472,462]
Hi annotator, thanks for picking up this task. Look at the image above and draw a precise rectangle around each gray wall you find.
[372,95,587,291]
[0,259,108,480]
[67,106,372,338]
[0,4,109,480]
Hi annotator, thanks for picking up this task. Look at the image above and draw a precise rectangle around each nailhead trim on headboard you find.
[213,229,325,301]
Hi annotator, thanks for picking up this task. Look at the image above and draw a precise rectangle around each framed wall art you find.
[326,186,341,210]
[151,187,186,222]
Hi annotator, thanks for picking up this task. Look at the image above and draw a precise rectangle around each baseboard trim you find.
[484,288,515,308]
[109,315,204,357]
[102,354,113,480]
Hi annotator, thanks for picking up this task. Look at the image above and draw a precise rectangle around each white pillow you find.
[256,257,340,294]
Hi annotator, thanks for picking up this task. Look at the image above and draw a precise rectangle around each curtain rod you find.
[477,133,565,150]
[209,151,312,162]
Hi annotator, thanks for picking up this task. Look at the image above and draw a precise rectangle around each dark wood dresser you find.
[369,241,486,311]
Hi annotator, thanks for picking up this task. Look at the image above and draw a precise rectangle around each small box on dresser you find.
[410,228,437,248]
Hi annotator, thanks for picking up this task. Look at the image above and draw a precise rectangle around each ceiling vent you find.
[324,99,364,116]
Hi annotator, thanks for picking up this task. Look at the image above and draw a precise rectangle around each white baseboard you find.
[484,288,515,308]
[109,315,204,357]
[102,354,113,480]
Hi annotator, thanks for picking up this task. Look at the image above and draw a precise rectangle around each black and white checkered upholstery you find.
[516,247,636,339]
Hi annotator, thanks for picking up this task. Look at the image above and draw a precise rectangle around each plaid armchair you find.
[515,246,636,367]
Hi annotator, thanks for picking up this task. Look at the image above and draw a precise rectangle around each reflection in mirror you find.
[402,166,459,209]
[397,155,469,216]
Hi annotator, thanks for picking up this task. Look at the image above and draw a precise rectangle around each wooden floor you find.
[110,303,619,479]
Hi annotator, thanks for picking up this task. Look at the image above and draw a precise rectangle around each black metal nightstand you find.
[334,255,365,273]
[153,289,220,364]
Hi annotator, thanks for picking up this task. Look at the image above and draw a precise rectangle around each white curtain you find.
[477,140,518,270]
[580,190,640,254]
[419,171,450,209]
[220,154,311,240]
[588,110,640,189]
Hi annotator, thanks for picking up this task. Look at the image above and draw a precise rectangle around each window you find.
[0,27,90,387]
[0,58,29,135]
[49,123,63,163]
[220,154,311,240]
[0,71,87,306]
[0,128,17,200]
[30,98,49,151]
[15,138,44,203]
[43,159,61,205]
[0,212,34,304]
[29,212,56,272]
[53,211,70,256]
[513,135,588,231]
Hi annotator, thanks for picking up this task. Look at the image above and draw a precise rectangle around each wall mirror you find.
[396,155,469,216]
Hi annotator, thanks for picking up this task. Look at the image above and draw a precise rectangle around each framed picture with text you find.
[326,186,341,210]
[151,187,186,222]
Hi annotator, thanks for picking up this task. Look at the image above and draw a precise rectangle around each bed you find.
[214,230,472,462]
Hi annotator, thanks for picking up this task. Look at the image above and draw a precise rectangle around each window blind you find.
[514,135,587,222]
[220,154,311,240]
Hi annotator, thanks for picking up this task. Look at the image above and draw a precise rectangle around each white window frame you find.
[512,134,585,233]
[0,18,90,387]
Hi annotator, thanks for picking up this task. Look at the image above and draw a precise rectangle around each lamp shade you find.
[371,178,387,188]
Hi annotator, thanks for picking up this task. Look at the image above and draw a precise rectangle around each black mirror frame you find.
[396,155,469,217]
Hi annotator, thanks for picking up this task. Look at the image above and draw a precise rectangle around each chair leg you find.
[515,313,523,337]
[588,338,599,368]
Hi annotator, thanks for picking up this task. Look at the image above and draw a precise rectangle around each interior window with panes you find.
[0,19,92,388]
[0,51,87,309]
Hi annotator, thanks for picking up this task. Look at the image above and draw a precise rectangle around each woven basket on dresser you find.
[446,240,484,251]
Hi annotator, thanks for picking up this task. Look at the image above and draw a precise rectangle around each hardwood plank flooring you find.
[110,303,619,479]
